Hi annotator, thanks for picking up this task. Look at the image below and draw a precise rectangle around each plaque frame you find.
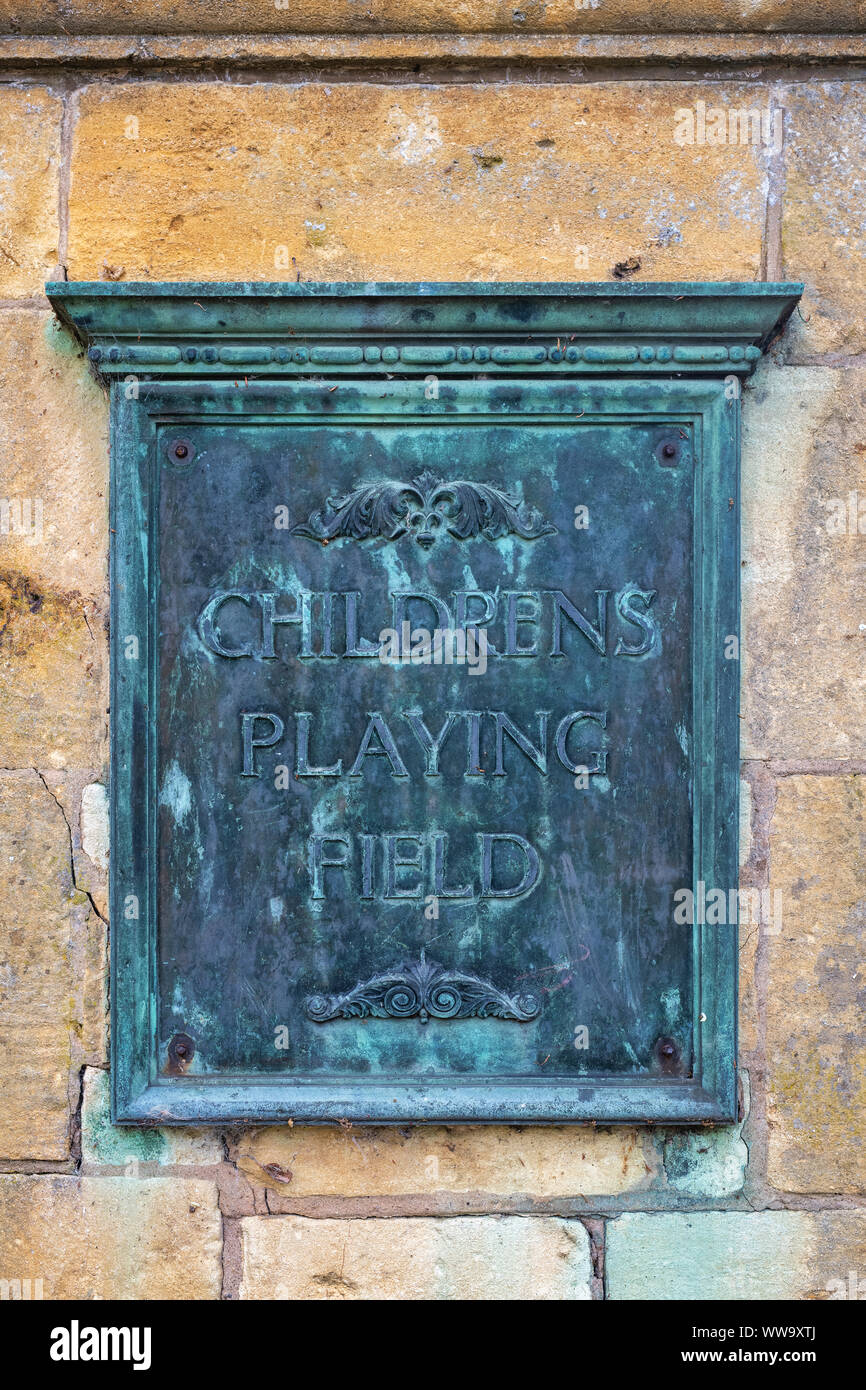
[48,282,802,1126]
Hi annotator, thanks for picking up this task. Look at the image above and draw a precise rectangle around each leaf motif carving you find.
[290,480,420,543]
[305,957,540,1025]
[430,479,555,542]
[290,473,556,548]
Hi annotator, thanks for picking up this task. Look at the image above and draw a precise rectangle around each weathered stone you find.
[0,1,860,36]
[0,88,61,297]
[0,310,108,768]
[662,1071,749,1198]
[812,1212,866,1300]
[0,311,109,606]
[32,772,108,927]
[0,1176,222,1299]
[235,1123,658,1201]
[607,1210,866,1300]
[0,568,109,769]
[3,36,865,72]
[739,779,752,870]
[75,782,109,920]
[739,931,760,1060]
[781,84,866,359]
[766,775,866,1193]
[68,83,766,283]
[738,775,761,1056]
[741,366,866,761]
[80,1068,223,1170]
[240,1214,592,1299]
[79,783,109,872]
[0,771,104,1161]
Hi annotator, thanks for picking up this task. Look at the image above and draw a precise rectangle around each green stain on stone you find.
[82,1069,167,1165]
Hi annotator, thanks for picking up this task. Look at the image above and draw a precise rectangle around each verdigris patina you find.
[47,281,801,1124]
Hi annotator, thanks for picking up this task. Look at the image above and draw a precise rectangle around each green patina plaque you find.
[48,282,800,1125]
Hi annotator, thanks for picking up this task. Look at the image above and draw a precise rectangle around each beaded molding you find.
[88,340,763,370]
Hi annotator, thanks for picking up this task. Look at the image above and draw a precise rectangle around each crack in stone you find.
[33,767,108,926]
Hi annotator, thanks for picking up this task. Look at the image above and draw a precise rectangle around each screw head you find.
[167,1031,195,1072]
[167,438,195,467]
[655,1035,681,1071]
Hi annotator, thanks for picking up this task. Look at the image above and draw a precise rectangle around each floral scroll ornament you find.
[305,954,540,1025]
[290,468,556,549]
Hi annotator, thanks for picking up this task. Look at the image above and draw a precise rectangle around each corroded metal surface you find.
[48,281,801,1124]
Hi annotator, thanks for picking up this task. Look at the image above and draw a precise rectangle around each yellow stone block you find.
[767,775,866,1193]
[0,311,108,605]
[741,366,866,761]
[68,82,766,284]
[782,84,866,358]
[0,567,108,769]
[0,1176,222,1299]
[0,87,61,297]
[0,772,104,1161]
[241,1213,592,1299]
[0,1,860,36]
[235,1122,658,1199]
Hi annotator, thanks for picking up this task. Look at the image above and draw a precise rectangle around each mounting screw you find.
[655,1035,681,1073]
[167,438,195,466]
[167,1032,195,1073]
[656,438,682,467]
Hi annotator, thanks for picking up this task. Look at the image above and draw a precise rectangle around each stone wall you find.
[0,5,864,1300]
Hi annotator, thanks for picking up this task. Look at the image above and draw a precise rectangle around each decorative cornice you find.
[47,281,803,380]
[305,956,541,1024]
[4,35,866,74]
